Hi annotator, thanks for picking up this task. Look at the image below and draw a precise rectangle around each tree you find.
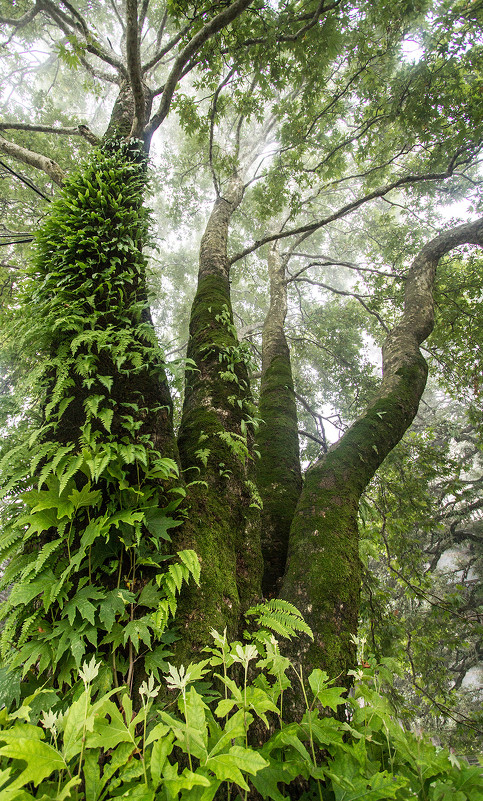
[0,0,481,730]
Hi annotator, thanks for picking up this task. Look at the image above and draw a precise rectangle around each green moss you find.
[257,351,302,595]
[280,352,429,691]
[174,269,263,653]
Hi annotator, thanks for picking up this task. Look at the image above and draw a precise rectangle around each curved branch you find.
[41,0,126,77]
[0,136,64,186]
[230,149,481,264]
[0,1,42,29]
[279,216,483,694]
[142,23,192,75]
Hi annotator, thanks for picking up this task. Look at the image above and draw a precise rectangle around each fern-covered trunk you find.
[0,100,188,692]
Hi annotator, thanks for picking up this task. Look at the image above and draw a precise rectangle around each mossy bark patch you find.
[257,244,302,596]
[175,183,263,653]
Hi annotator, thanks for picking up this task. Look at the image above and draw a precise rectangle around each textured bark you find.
[175,177,263,656]
[280,218,483,711]
[105,80,153,141]
[257,243,302,596]
[0,135,65,185]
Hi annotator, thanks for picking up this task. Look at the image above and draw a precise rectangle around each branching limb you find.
[291,275,390,332]
[209,67,236,195]
[126,0,146,137]
[142,23,192,75]
[41,0,127,77]
[0,1,42,29]
[406,633,483,734]
[144,0,253,140]
[230,150,481,264]
[0,136,64,185]
[0,122,100,146]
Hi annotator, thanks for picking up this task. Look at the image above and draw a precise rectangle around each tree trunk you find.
[280,218,483,712]
[257,243,302,597]
[174,178,263,656]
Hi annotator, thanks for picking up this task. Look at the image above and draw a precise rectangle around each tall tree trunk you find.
[257,243,302,597]
[175,178,263,656]
[280,219,483,711]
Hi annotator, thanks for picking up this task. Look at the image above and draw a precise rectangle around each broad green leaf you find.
[150,730,174,788]
[0,734,67,789]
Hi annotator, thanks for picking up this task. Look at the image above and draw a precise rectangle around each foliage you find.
[0,625,481,800]
[0,140,199,696]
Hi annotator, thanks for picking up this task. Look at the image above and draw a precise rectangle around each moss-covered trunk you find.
[280,219,483,708]
[257,243,302,597]
[175,178,263,655]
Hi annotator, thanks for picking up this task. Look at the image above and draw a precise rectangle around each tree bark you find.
[280,218,483,712]
[257,243,302,596]
[175,177,263,656]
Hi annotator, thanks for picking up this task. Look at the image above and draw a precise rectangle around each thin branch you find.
[0,158,52,201]
[299,429,327,449]
[406,633,483,734]
[0,237,34,246]
[144,0,253,140]
[209,67,236,196]
[230,148,481,264]
[290,275,390,331]
[287,253,401,280]
[139,0,150,33]
[142,23,191,75]
[0,122,100,146]
[41,0,127,77]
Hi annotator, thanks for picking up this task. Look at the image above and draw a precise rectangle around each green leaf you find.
[205,753,250,791]
[68,483,102,510]
[63,586,104,626]
[144,509,182,541]
[0,668,21,711]
[0,727,67,789]
[85,699,136,751]
[150,730,174,788]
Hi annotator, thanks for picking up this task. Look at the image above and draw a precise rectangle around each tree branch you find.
[0,122,100,146]
[0,157,52,201]
[0,1,42,29]
[230,149,481,264]
[144,0,253,140]
[0,136,64,186]
[291,275,390,331]
[126,0,146,137]
[142,23,192,75]
[41,0,127,77]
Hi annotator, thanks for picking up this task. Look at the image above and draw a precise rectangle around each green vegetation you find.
[0,0,481,784]
[1,617,482,800]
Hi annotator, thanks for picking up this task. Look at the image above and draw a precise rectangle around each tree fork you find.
[280,218,483,710]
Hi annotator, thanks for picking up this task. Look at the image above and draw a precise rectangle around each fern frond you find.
[245,599,313,640]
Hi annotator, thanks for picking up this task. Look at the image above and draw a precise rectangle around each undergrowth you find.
[0,620,481,800]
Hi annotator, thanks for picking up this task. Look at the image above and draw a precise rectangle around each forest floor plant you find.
[0,609,481,801]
